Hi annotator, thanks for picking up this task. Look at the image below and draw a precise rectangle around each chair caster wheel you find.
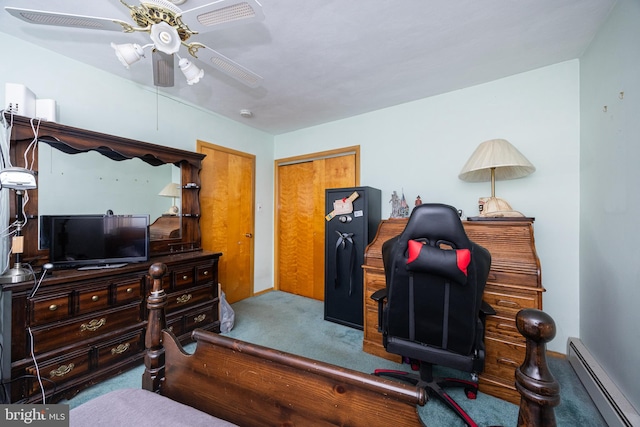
[464,387,478,399]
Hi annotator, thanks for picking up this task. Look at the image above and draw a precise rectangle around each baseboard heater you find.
[567,338,640,426]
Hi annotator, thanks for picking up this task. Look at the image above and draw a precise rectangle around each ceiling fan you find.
[5,0,264,88]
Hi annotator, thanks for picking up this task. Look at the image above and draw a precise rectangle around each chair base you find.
[375,363,479,427]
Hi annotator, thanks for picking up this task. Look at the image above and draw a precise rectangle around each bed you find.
[70,262,428,426]
[70,262,558,427]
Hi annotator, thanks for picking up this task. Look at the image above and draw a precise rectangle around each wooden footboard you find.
[142,262,427,427]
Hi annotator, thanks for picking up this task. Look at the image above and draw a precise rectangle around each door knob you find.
[245,233,253,238]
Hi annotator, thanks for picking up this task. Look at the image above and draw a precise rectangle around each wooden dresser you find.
[1,251,221,403]
[362,217,543,404]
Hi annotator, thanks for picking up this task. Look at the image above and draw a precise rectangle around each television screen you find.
[45,215,149,269]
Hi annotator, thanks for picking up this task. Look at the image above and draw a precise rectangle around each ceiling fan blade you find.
[152,50,175,87]
[4,7,129,31]
[201,45,263,88]
[180,0,264,34]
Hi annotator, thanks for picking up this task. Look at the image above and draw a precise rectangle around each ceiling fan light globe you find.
[179,58,204,85]
[111,42,145,68]
[150,22,181,54]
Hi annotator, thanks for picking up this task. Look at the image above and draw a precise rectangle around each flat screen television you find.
[42,214,149,269]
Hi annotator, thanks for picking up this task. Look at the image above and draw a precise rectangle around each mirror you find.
[38,144,181,243]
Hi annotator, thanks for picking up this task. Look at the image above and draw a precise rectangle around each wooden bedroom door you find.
[275,147,359,300]
[198,141,255,304]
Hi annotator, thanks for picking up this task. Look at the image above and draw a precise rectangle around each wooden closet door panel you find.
[277,154,356,300]
[277,162,316,296]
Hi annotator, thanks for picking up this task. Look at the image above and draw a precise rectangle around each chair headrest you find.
[406,239,471,284]
[400,204,470,249]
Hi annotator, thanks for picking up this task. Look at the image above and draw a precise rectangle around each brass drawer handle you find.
[202,270,209,276]
[91,295,99,302]
[176,294,192,304]
[49,304,58,311]
[168,326,174,332]
[194,314,207,323]
[50,363,75,378]
[497,357,520,368]
[126,288,133,294]
[80,318,106,332]
[111,343,131,355]
[496,299,520,309]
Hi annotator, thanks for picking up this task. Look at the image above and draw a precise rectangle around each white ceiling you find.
[0,0,616,135]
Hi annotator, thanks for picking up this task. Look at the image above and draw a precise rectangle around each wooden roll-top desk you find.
[362,217,544,404]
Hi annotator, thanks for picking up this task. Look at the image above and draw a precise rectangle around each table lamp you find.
[0,167,37,283]
[158,182,181,215]
[458,139,535,217]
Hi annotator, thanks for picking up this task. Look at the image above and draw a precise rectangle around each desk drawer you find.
[484,336,525,381]
[483,287,538,317]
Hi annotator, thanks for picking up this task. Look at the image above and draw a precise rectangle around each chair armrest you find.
[371,288,387,302]
[371,288,387,332]
[480,300,496,316]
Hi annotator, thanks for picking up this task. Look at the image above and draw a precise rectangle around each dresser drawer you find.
[77,286,110,315]
[484,336,525,381]
[183,304,217,331]
[30,303,143,355]
[96,330,144,368]
[166,285,214,313]
[113,278,143,305]
[26,350,91,394]
[30,293,72,325]
[196,264,214,285]
[173,266,195,289]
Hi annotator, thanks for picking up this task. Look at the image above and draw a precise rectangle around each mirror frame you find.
[6,114,204,265]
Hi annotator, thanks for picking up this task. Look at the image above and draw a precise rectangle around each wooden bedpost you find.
[515,308,561,427]
[142,262,168,392]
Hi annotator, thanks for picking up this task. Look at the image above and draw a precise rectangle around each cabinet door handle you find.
[80,318,106,332]
[50,363,75,378]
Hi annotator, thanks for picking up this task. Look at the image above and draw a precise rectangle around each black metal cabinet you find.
[324,186,381,329]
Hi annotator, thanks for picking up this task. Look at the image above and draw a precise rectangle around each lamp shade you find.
[458,139,535,182]
[159,182,180,198]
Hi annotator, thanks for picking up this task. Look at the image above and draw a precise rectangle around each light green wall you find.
[580,0,640,409]
[275,60,581,353]
[0,31,275,289]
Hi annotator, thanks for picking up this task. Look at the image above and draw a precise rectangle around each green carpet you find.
[63,291,606,426]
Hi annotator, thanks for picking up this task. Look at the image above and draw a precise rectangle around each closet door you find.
[276,148,358,300]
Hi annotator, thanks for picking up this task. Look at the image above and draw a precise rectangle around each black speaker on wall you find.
[324,186,381,329]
